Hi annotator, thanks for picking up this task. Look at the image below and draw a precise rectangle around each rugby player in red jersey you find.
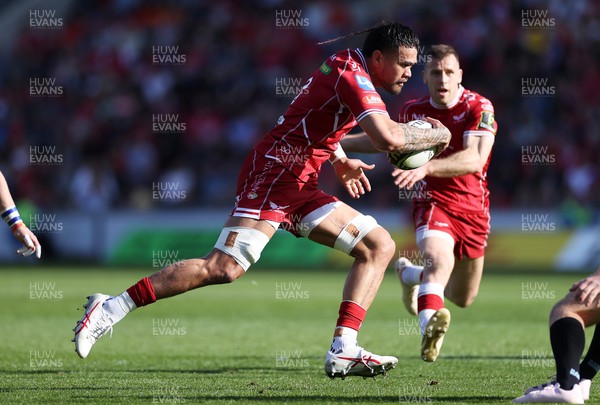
[342,44,496,362]
[73,22,450,379]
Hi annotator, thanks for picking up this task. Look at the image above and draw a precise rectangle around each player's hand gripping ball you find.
[387,120,436,170]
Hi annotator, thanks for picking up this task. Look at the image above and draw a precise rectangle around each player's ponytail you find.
[316,24,380,46]
[318,20,419,57]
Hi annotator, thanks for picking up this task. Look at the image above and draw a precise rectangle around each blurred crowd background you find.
[0,0,598,227]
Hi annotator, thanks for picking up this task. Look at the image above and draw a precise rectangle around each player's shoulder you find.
[325,48,366,73]
[461,88,494,112]
[462,88,497,133]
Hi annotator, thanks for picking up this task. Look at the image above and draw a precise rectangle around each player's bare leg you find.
[308,203,398,378]
[307,203,394,314]
[445,256,484,308]
[413,236,454,362]
[149,217,277,298]
[73,217,277,359]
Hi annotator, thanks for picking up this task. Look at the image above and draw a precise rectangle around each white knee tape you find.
[214,227,270,271]
[334,214,380,254]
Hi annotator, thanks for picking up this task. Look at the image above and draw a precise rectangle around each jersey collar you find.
[429,85,464,109]
[355,48,369,74]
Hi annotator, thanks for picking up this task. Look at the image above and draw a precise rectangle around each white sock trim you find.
[103,291,137,324]
[337,326,358,339]
[417,282,445,298]
[417,282,445,335]
[120,291,137,311]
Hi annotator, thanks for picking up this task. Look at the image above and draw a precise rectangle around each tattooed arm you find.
[358,115,450,156]
[398,119,451,156]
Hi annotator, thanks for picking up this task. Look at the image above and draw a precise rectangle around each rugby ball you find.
[387,120,436,170]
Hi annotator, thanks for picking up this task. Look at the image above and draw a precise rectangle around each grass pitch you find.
[0,266,594,404]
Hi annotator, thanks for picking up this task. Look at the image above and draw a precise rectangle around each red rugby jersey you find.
[253,48,389,182]
[399,86,497,213]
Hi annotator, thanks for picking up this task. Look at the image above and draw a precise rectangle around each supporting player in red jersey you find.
[72,22,451,379]
[342,44,497,362]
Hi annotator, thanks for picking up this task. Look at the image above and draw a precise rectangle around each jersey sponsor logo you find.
[355,74,375,91]
[452,111,466,122]
[319,62,332,75]
[478,111,496,132]
[411,113,426,120]
[362,95,383,105]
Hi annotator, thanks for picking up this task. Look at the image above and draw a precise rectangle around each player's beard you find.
[384,82,404,95]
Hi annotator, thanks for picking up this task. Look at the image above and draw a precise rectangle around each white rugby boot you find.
[325,344,398,379]
[73,293,114,359]
[580,379,591,401]
[524,378,591,401]
[513,382,584,403]
[421,308,451,362]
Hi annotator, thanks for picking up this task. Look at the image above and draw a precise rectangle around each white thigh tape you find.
[214,227,270,271]
[333,214,379,254]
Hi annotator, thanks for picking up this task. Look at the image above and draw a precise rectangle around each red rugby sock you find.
[417,293,444,312]
[417,282,445,312]
[336,300,366,331]
[126,277,157,307]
